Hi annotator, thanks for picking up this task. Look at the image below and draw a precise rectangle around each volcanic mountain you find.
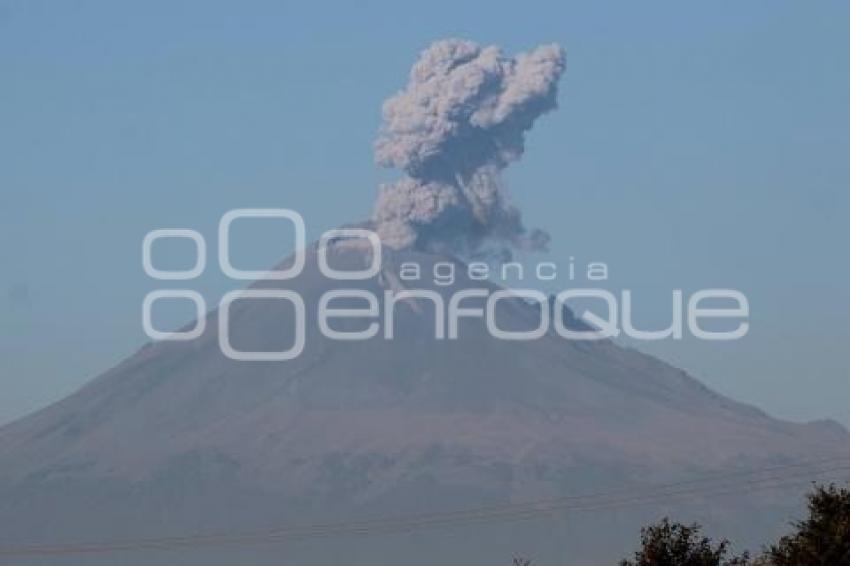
[0,239,847,565]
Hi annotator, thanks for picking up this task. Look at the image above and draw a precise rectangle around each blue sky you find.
[1,0,848,426]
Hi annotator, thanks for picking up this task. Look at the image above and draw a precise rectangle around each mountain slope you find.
[0,242,847,564]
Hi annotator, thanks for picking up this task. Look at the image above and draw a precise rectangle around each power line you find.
[1,456,848,558]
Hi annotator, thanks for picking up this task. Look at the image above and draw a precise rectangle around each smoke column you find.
[373,39,566,257]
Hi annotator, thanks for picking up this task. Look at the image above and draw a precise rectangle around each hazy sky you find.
[1,0,848,427]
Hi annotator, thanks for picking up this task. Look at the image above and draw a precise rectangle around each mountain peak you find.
[0,236,847,564]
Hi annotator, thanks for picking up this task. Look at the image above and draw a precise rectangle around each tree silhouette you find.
[620,517,750,566]
[761,483,850,565]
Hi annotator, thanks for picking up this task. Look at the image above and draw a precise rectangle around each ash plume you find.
[373,39,566,257]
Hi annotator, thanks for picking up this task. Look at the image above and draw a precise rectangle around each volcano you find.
[0,240,848,565]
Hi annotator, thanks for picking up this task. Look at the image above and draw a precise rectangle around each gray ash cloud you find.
[373,39,565,258]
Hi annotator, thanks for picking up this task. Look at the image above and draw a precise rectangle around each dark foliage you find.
[620,518,750,566]
[762,483,850,565]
